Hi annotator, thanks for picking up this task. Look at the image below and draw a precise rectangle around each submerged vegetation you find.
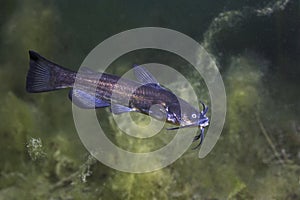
[0,0,299,199]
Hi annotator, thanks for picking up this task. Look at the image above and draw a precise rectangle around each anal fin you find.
[69,89,110,109]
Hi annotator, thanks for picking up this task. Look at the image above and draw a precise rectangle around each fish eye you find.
[192,114,197,118]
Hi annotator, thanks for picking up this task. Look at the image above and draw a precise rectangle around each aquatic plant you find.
[26,137,46,161]
[0,92,36,170]
[202,0,291,57]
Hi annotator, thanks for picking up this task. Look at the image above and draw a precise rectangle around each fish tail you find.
[26,50,76,93]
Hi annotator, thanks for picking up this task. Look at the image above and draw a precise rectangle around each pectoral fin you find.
[110,104,134,114]
[148,105,167,120]
[69,89,110,109]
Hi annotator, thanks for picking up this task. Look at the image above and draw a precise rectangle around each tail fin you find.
[26,51,75,93]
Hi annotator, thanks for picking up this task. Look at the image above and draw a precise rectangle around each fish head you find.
[167,98,209,128]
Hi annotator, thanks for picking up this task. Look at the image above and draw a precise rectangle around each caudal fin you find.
[26,51,75,93]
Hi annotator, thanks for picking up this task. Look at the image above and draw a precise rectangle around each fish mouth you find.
[198,120,209,128]
[198,117,209,128]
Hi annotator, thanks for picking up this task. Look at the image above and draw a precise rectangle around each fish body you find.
[26,51,209,147]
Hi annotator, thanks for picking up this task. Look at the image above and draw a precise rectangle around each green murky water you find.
[0,0,299,199]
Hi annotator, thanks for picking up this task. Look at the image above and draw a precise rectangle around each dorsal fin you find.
[79,67,96,74]
[133,65,160,85]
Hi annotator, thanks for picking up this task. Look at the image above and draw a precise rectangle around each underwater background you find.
[0,0,300,199]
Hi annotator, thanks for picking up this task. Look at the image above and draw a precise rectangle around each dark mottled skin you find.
[73,71,190,125]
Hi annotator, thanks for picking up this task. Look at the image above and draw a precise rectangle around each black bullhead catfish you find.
[26,51,209,148]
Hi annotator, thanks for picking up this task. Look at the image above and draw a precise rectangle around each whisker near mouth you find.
[166,123,199,130]
[167,123,208,150]
[192,127,205,150]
